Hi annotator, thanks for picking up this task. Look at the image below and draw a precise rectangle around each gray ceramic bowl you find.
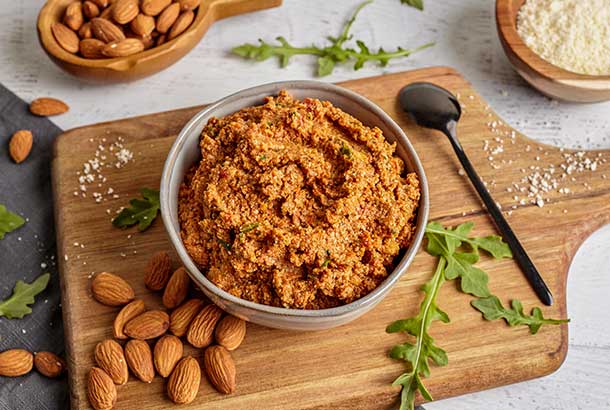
[160,81,429,330]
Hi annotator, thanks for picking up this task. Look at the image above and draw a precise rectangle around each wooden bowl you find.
[37,0,282,83]
[496,0,610,103]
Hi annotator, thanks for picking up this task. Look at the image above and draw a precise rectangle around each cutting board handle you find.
[208,0,283,21]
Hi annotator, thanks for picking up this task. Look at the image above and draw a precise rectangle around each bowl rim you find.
[160,80,429,318]
[495,0,610,82]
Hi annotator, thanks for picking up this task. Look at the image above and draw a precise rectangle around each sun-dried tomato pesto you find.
[178,91,420,309]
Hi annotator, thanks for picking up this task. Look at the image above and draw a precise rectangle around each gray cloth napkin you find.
[0,83,68,409]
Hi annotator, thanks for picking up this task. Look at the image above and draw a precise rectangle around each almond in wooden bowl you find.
[37,0,283,83]
[496,0,610,102]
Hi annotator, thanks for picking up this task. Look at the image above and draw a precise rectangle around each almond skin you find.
[156,34,166,46]
[156,2,180,33]
[51,22,80,53]
[102,38,144,57]
[186,304,223,348]
[130,13,155,37]
[29,97,70,116]
[215,315,246,351]
[94,339,129,385]
[64,1,84,31]
[78,22,93,39]
[124,310,170,340]
[0,349,33,377]
[169,299,204,337]
[113,299,146,339]
[34,351,66,378]
[90,17,125,43]
[79,38,106,58]
[112,0,139,24]
[141,0,171,16]
[154,335,183,377]
[178,0,199,11]
[87,367,117,410]
[162,267,190,309]
[91,272,135,306]
[144,251,172,291]
[9,130,33,164]
[83,1,101,19]
[124,339,155,383]
[167,356,200,404]
[204,345,236,394]
[91,0,109,8]
[168,10,194,40]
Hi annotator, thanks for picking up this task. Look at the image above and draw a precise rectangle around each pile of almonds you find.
[0,349,66,379]
[87,251,246,409]
[51,0,200,59]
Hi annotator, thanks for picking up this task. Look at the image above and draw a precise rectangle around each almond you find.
[90,17,125,43]
[166,356,200,404]
[130,13,155,37]
[124,339,155,383]
[87,367,117,410]
[144,251,172,291]
[102,38,144,57]
[113,299,146,339]
[91,0,109,8]
[156,2,180,33]
[169,299,204,337]
[154,335,183,377]
[168,10,194,40]
[215,315,246,351]
[91,272,135,306]
[186,304,223,348]
[141,0,171,16]
[34,351,66,378]
[51,22,80,53]
[156,34,166,46]
[83,1,100,19]
[112,0,139,24]
[0,349,33,377]
[9,130,33,164]
[178,0,199,11]
[29,97,70,116]
[162,267,190,309]
[203,345,235,394]
[64,1,84,31]
[124,310,170,340]
[79,38,106,58]
[99,5,113,20]
[140,34,155,49]
[94,339,129,385]
[78,22,93,39]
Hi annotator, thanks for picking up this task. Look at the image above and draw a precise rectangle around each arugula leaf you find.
[401,0,424,10]
[425,221,512,259]
[232,1,434,76]
[0,273,50,319]
[0,204,25,240]
[445,252,490,297]
[387,257,449,410]
[112,188,160,231]
[471,296,569,335]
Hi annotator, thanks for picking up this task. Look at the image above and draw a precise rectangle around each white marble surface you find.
[1,1,609,409]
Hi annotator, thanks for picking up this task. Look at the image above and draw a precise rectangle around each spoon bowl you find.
[399,82,461,132]
[37,0,282,83]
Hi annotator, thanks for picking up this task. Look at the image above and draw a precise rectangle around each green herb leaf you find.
[112,188,160,231]
[471,296,569,335]
[232,1,433,77]
[0,204,25,240]
[387,257,449,410]
[401,0,424,10]
[0,273,50,319]
[216,238,232,251]
[240,222,260,234]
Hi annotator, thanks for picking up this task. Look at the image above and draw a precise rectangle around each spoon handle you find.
[446,123,554,306]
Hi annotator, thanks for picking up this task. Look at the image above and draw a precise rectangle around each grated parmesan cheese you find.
[517,0,610,75]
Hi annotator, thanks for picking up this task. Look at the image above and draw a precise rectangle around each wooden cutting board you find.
[51,67,610,410]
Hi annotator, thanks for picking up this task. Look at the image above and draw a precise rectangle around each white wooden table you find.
[1,1,609,409]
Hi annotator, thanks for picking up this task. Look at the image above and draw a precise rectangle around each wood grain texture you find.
[496,0,610,102]
[37,0,283,83]
[51,67,610,409]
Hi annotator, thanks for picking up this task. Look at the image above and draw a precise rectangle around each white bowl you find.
[160,81,429,330]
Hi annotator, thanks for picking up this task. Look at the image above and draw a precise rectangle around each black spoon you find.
[400,82,553,306]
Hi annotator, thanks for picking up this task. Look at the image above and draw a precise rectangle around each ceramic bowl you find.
[496,0,610,103]
[160,81,429,330]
